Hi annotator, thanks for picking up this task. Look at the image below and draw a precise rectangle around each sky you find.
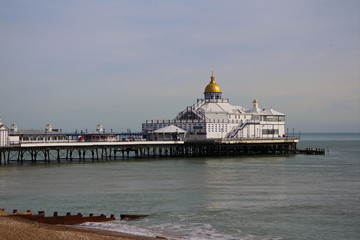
[1,0,359,133]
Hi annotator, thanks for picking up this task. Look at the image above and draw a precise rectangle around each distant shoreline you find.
[0,216,158,240]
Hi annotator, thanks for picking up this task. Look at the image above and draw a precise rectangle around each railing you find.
[221,136,300,142]
[19,140,79,144]
[225,121,253,138]
[175,102,207,120]
[145,119,207,124]
[203,98,229,103]
[145,119,263,124]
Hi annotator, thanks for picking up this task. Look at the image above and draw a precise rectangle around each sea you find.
[0,133,359,240]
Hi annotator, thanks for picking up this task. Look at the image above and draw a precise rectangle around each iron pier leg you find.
[57,150,60,163]
[20,151,24,163]
[6,151,9,164]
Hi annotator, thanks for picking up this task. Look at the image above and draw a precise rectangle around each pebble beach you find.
[0,217,157,240]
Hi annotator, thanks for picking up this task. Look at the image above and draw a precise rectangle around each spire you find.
[253,99,259,109]
[210,71,215,82]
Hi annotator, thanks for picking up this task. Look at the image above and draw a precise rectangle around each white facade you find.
[142,73,286,141]
[0,116,9,146]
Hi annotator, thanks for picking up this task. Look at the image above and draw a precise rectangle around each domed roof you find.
[204,72,221,93]
[253,99,259,104]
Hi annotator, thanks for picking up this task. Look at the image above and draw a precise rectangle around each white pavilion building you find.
[142,73,286,141]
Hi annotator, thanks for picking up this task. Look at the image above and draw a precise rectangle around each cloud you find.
[0,0,359,132]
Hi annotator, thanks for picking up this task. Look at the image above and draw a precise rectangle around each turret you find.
[253,99,259,109]
[45,123,52,132]
[96,124,103,133]
[11,123,18,132]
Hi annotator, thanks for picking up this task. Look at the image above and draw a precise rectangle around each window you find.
[262,129,279,135]
[264,116,280,122]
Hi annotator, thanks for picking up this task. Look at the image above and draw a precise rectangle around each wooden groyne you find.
[0,209,115,225]
[0,138,324,165]
[0,209,150,224]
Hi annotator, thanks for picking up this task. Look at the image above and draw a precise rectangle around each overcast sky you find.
[1,0,359,132]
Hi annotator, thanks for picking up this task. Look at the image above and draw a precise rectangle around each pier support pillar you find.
[57,150,60,163]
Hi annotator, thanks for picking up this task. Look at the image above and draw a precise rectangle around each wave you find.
[80,220,282,240]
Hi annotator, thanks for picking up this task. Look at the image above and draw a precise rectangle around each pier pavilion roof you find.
[200,101,245,114]
[9,129,66,135]
[261,108,285,116]
[0,116,9,130]
[175,98,285,121]
[154,125,187,133]
[0,124,9,131]
[245,107,285,115]
[244,99,285,115]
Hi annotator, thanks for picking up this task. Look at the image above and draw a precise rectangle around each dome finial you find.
[211,71,215,82]
[253,99,259,109]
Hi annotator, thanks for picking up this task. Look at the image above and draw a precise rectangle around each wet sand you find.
[0,216,160,240]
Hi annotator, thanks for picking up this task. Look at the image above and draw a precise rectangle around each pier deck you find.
[0,138,324,165]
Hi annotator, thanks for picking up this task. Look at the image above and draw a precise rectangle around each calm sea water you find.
[0,133,359,240]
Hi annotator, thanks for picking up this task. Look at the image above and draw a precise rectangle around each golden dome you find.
[253,99,259,104]
[204,72,222,93]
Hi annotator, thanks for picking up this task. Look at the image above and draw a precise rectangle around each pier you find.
[0,137,324,165]
[0,72,327,166]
